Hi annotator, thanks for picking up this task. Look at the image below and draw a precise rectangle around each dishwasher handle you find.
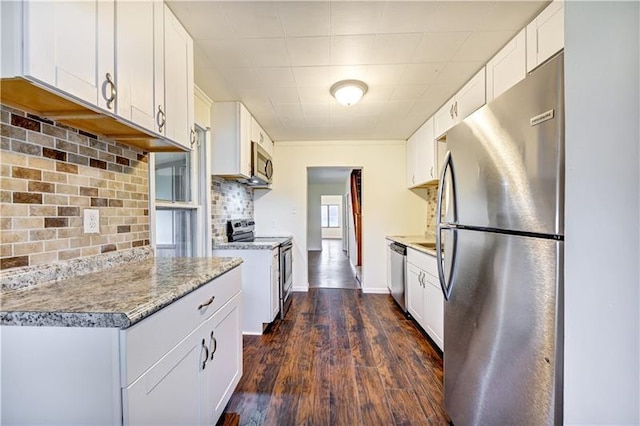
[389,242,407,255]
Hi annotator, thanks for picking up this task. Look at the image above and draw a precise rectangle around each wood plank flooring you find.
[308,239,359,289]
[220,289,449,425]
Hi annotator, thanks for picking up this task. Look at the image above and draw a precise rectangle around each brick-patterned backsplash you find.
[211,177,253,242]
[0,104,149,270]
[426,186,438,235]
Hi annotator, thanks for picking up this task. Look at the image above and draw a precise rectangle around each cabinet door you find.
[434,97,456,139]
[271,249,280,320]
[122,329,205,426]
[406,263,425,328]
[486,29,526,102]
[204,293,243,425]
[24,1,114,109]
[423,272,444,351]
[414,117,436,184]
[239,103,252,177]
[526,0,564,72]
[456,67,486,121]
[115,0,161,132]
[406,130,418,187]
[163,4,194,149]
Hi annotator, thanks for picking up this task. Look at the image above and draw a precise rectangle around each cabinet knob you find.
[157,105,166,133]
[105,73,117,110]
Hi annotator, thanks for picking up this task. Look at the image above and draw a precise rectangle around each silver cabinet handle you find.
[259,133,264,144]
[209,331,217,360]
[197,296,215,310]
[105,73,116,110]
[201,339,209,370]
[430,166,434,178]
[190,128,197,147]
[454,101,458,117]
[449,104,454,119]
[157,105,166,132]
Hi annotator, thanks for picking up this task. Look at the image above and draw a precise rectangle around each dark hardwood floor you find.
[220,289,449,425]
[308,239,359,289]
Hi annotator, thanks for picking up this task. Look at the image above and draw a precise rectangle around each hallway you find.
[308,239,359,289]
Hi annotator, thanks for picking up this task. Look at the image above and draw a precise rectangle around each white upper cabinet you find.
[486,29,527,102]
[162,3,194,150]
[251,117,273,157]
[434,67,486,139]
[407,117,436,188]
[527,0,564,72]
[115,0,162,133]
[18,0,115,110]
[212,102,252,179]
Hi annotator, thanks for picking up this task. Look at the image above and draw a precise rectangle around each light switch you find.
[84,209,99,234]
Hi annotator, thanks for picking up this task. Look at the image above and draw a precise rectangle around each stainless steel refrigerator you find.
[436,53,564,425]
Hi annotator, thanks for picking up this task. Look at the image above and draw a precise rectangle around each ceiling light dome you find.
[330,80,368,106]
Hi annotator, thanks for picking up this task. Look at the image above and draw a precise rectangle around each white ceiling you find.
[167,1,548,142]
[307,167,353,185]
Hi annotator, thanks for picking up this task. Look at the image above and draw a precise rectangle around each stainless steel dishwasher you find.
[388,242,407,312]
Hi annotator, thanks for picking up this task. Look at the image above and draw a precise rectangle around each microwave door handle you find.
[265,159,273,180]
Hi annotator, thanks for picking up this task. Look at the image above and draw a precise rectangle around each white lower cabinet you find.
[212,247,280,334]
[0,266,242,425]
[407,248,444,351]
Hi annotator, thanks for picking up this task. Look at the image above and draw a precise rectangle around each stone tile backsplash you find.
[211,177,253,242]
[426,186,438,235]
[0,104,150,271]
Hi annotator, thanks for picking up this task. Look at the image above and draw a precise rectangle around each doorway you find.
[307,167,361,289]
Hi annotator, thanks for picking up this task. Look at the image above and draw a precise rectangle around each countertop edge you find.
[386,235,438,257]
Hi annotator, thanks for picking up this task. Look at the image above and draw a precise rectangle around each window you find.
[321,204,340,228]
[151,127,208,257]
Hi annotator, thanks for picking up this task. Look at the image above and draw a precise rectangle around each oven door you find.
[280,241,293,319]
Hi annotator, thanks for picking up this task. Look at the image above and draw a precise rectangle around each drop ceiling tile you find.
[264,86,300,104]
[278,2,330,37]
[365,64,406,86]
[412,32,471,63]
[362,86,394,102]
[329,2,384,36]
[217,67,262,90]
[452,30,517,62]
[479,1,548,31]
[429,2,496,32]
[222,2,284,39]
[272,103,304,119]
[390,86,428,102]
[198,39,253,68]
[378,2,438,34]
[255,67,297,88]
[245,39,291,67]
[286,37,331,66]
[293,66,331,87]
[355,102,386,116]
[372,33,422,64]
[383,101,417,118]
[330,35,375,66]
[329,65,369,83]
[168,2,235,40]
[399,63,444,86]
[301,103,331,119]
[194,67,237,101]
[298,87,333,104]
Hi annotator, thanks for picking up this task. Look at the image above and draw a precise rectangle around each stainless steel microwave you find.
[250,142,273,186]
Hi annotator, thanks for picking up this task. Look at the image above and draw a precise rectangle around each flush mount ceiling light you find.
[330,80,368,106]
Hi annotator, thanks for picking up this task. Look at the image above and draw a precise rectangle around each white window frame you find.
[149,125,211,257]
[321,204,340,228]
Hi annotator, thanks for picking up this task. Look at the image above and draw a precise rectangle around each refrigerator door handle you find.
[436,151,458,301]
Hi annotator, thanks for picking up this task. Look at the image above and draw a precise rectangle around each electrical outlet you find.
[84,209,99,234]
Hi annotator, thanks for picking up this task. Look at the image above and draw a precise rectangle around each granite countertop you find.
[386,235,439,257]
[0,257,242,329]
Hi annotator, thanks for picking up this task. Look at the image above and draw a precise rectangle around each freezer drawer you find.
[443,228,563,426]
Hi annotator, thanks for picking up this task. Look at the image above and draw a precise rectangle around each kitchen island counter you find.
[0,257,242,328]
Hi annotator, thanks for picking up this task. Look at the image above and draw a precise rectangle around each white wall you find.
[321,195,343,239]
[564,2,639,424]
[254,140,428,292]
[307,184,345,250]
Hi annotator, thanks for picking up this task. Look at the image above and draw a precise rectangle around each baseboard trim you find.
[361,287,391,294]
[293,285,309,292]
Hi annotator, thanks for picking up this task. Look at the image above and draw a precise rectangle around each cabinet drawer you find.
[407,248,438,277]
[121,266,241,386]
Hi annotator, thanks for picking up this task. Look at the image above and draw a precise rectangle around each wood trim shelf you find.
[0,77,188,152]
